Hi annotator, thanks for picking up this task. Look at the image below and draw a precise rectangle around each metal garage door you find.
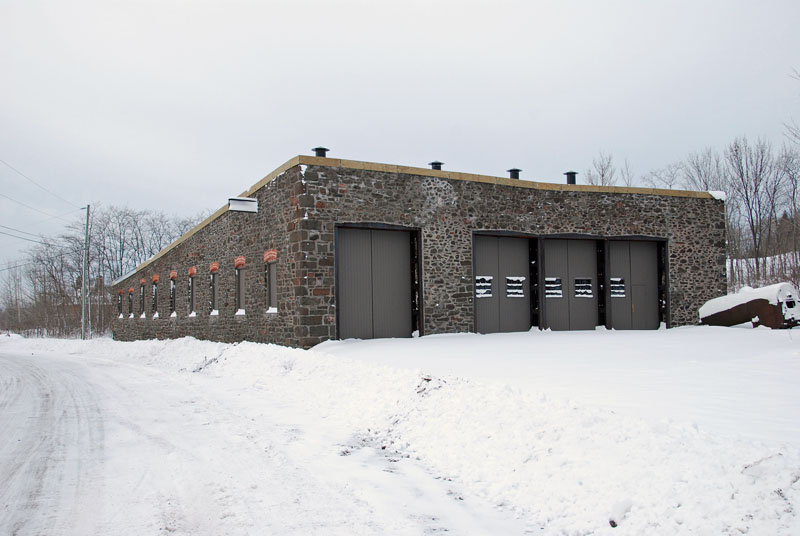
[608,240,659,330]
[542,239,598,330]
[337,228,413,339]
[474,236,530,333]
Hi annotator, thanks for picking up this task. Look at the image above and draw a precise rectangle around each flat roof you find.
[116,155,717,283]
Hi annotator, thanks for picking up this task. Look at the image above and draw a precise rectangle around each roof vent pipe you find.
[564,171,577,185]
[507,168,521,180]
[429,161,444,170]
[312,147,329,157]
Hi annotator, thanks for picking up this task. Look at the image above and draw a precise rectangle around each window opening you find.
[117,291,123,317]
[169,279,176,316]
[475,275,493,298]
[209,272,218,314]
[188,276,196,316]
[128,288,134,318]
[265,262,277,312]
[574,278,593,298]
[610,277,625,298]
[234,256,246,315]
[151,281,158,317]
[209,262,219,315]
[139,281,145,317]
[545,277,562,298]
[505,276,526,298]
[235,268,245,315]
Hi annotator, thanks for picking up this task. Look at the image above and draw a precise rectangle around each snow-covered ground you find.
[1,326,799,535]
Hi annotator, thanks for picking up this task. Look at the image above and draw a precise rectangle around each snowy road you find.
[0,348,524,536]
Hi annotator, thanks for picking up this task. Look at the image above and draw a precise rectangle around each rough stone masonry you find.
[112,155,726,348]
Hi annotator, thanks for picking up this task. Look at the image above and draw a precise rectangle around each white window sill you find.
[129,314,134,319]
[118,314,123,319]
[188,311,197,318]
[266,307,278,314]
[210,310,219,316]
[153,312,159,319]
[140,313,146,319]
[170,311,177,318]
[235,309,246,316]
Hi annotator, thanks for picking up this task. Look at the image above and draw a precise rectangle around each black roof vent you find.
[507,168,522,180]
[312,147,329,157]
[564,171,578,185]
[429,161,444,170]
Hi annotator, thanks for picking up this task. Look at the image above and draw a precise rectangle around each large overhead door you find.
[543,239,598,330]
[337,228,413,339]
[474,236,530,333]
[608,240,659,330]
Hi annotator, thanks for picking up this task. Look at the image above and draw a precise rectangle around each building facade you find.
[111,154,726,348]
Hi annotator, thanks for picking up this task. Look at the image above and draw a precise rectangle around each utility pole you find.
[81,204,90,340]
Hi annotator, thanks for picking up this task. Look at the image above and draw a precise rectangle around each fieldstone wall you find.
[299,165,726,339]
[112,166,308,346]
[112,159,726,348]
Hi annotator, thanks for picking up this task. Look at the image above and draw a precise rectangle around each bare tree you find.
[619,159,636,187]
[682,148,725,191]
[785,69,800,146]
[643,162,682,190]
[585,151,617,186]
[1,205,207,336]
[725,137,784,281]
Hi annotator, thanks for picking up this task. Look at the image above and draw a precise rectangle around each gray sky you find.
[1,0,799,270]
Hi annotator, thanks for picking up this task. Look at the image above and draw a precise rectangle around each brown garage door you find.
[474,235,531,333]
[337,228,413,339]
[608,240,659,330]
[542,239,598,330]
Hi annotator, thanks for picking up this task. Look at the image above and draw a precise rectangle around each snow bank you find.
[4,330,800,534]
[699,282,800,319]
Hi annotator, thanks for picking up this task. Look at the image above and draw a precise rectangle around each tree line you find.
[3,132,800,336]
[585,137,800,291]
[1,206,207,337]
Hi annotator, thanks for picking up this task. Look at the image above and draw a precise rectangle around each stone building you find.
[111,150,726,348]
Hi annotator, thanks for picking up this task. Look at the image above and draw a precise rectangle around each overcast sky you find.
[1,0,799,270]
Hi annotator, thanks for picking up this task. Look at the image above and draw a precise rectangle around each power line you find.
[0,229,63,247]
[0,261,34,273]
[0,158,81,209]
[0,191,74,222]
[0,248,80,273]
[0,223,50,239]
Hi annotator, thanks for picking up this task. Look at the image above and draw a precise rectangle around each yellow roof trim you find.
[296,155,715,199]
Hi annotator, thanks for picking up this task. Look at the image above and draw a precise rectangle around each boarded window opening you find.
[475,276,493,298]
[188,276,195,315]
[575,278,593,298]
[506,276,526,298]
[139,285,145,315]
[235,267,245,313]
[209,272,218,313]
[117,293,122,317]
[169,279,176,314]
[151,283,158,315]
[610,277,625,298]
[545,277,563,298]
[265,262,277,312]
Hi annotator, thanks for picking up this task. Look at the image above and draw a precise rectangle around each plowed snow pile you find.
[3,325,799,535]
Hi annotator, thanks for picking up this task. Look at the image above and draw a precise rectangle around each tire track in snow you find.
[0,352,105,536]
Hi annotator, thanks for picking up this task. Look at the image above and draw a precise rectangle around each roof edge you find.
[296,155,716,199]
[126,156,301,276]
[119,154,716,281]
